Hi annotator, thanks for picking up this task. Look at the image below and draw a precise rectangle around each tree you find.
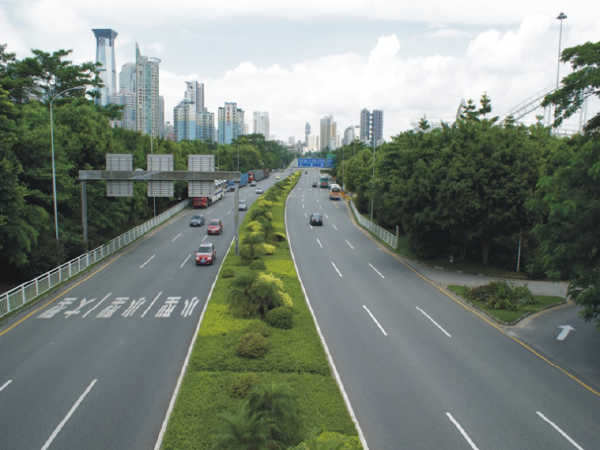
[527,135,600,330]
[247,380,299,443]
[212,401,277,450]
[543,40,600,133]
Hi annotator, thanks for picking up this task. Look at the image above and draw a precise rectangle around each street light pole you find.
[555,12,567,122]
[50,86,85,242]
[370,139,376,222]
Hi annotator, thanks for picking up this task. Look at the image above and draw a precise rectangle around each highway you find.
[287,170,600,450]
[0,173,285,450]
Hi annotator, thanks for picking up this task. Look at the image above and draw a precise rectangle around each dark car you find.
[305,171,307,174]
[238,200,248,211]
[309,213,323,226]
[312,181,317,188]
[189,214,205,227]
[195,242,216,265]
[207,219,223,234]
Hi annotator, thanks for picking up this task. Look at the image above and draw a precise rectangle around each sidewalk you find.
[405,259,569,299]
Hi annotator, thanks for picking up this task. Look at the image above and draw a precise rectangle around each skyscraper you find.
[197,111,215,142]
[360,108,384,146]
[185,81,204,113]
[218,103,244,144]
[119,62,135,93]
[253,111,270,139]
[319,115,337,150]
[92,29,118,106]
[135,43,161,137]
[109,88,136,130]
[305,122,311,146]
[174,100,196,141]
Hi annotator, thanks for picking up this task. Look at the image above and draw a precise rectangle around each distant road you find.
[0,172,285,450]
[287,171,600,450]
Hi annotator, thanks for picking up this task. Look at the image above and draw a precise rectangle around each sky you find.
[1,0,599,142]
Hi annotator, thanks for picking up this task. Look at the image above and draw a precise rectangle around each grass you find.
[448,285,565,323]
[161,174,361,449]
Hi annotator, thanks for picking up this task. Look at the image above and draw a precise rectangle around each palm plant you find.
[247,380,299,442]
[211,400,277,450]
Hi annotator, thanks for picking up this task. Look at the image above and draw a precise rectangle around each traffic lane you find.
[508,303,600,391]
[287,193,600,449]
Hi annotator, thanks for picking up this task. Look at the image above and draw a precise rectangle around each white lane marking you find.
[0,380,12,392]
[41,379,97,450]
[317,199,320,203]
[446,413,479,450]
[302,198,304,202]
[154,237,234,450]
[180,254,192,268]
[171,233,182,242]
[206,210,213,215]
[141,292,162,318]
[536,411,585,450]
[320,205,323,210]
[316,238,323,248]
[416,307,452,338]
[305,212,307,218]
[325,214,329,219]
[202,235,208,242]
[82,293,111,318]
[362,305,388,336]
[332,224,338,230]
[303,204,305,209]
[331,261,343,277]
[368,263,385,279]
[227,210,232,215]
[140,254,156,269]
[346,239,354,249]
[557,325,575,341]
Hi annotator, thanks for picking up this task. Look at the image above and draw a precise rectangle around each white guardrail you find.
[0,199,191,319]
[347,197,397,249]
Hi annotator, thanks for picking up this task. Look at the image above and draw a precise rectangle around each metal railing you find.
[0,199,191,319]
[347,197,397,249]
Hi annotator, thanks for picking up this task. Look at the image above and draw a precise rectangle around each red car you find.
[207,219,223,235]
[196,242,216,265]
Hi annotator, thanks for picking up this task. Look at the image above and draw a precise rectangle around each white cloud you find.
[427,28,471,38]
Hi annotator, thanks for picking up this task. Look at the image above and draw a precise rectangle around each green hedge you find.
[161,173,361,449]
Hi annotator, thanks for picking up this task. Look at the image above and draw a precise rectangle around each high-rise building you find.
[253,111,270,139]
[343,126,356,146]
[135,43,161,137]
[92,29,118,106]
[197,111,215,142]
[119,62,135,93]
[319,115,337,150]
[174,100,197,141]
[218,102,244,144]
[307,134,320,152]
[305,122,311,146]
[109,88,136,130]
[159,95,165,138]
[185,81,204,113]
[360,109,384,146]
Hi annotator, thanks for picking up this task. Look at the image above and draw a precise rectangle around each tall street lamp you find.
[555,12,567,122]
[370,138,376,222]
[50,86,85,241]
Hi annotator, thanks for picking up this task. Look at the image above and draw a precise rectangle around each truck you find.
[193,180,226,208]
[249,169,270,183]
[239,172,248,188]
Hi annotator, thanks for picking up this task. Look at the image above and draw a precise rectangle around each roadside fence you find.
[347,196,398,249]
[0,199,191,319]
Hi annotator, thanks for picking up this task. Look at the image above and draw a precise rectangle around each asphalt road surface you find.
[287,170,600,450]
[0,172,286,450]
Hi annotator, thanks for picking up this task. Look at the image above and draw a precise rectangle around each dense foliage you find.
[0,43,288,287]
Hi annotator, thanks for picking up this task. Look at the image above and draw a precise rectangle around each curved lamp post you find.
[50,86,85,241]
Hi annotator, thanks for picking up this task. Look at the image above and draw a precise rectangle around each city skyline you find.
[2,1,600,141]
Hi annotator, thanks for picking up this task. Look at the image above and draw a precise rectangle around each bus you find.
[329,184,341,200]
[320,175,330,188]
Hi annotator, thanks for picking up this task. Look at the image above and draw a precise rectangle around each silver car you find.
[238,200,248,211]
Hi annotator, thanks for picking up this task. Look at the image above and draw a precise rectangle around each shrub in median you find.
[250,260,267,271]
[229,373,261,398]
[221,267,235,278]
[470,281,538,311]
[245,320,269,337]
[228,272,292,319]
[266,306,293,330]
[237,332,268,358]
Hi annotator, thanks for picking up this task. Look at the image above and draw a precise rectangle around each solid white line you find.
[302,198,304,202]
[141,292,162,318]
[180,254,192,268]
[154,237,234,450]
[82,293,111,318]
[316,238,323,248]
[332,224,337,231]
[362,305,388,336]
[171,233,182,242]
[0,380,12,392]
[41,379,97,450]
[284,192,369,450]
[331,261,343,277]
[536,411,585,450]
[206,210,213,214]
[305,212,307,218]
[369,263,385,279]
[416,307,452,338]
[140,254,155,269]
[346,239,354,249]
[446,413,479,450]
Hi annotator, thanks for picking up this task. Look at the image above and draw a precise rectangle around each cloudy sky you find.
[1,0,599,142]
